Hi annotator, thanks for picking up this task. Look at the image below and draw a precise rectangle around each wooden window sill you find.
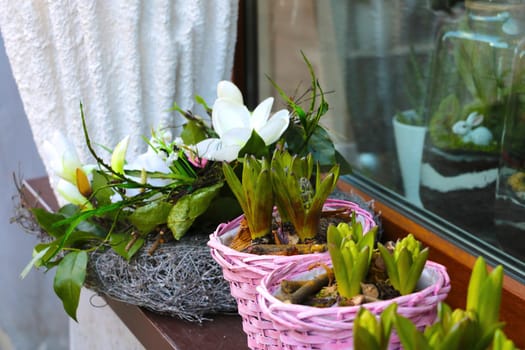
[21,177,525,349]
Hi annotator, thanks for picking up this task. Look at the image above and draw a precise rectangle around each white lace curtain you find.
[0,0,239,189]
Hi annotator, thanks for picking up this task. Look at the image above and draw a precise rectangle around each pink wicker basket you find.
[256,257,451,350]
[207,199,377,350]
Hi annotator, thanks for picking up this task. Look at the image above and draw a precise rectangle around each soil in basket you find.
[229,208,354,255]
[227,206,399,307]
[277,249,400,308]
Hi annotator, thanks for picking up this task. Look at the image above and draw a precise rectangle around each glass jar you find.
[420,0,525,239]
[494,6,525,257]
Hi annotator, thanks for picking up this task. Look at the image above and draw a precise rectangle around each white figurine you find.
[452,112,494,146]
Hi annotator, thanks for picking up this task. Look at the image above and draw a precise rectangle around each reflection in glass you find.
[420,0,525,255]
[254,0,525,265]
[495,29,525,259]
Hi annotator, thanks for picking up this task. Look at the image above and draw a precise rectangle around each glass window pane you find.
[255,0,525,275]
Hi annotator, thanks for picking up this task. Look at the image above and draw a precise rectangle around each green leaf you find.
[439,320,471,350]
[31,208,68,239]
[110,232,145,260]
[477,265,504,334]
[49,201,126,261]
[394,313,431,350]
[492,329,518,350]
[335,150,352,174]
[91,170,115,206]
[354,314,382,350]
[195,95,212,114]
[327,225,349,297]
[63,231,106,247]
[20,246,51,279]
[340,241,356,297]
[404,247,429,295]
[360,226,377,265]
[167,183,223,240]
[58,203,82,217]
[181,119,207,145]
[223,162,245,210]
[238,130,268,159]
[128,201,173,234]
[397,249,413,295]
[282,123,307,155]
[252,165,274,239]
[33,242,61,268]
[306,125,337,167]
[378,243,399,290]
[200,192,242,224]
[350,246,370,296]
[53,251,88,321]
[466,257,488,312]
[380,303,398,346]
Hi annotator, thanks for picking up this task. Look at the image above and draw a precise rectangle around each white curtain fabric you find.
[0,0,238,189]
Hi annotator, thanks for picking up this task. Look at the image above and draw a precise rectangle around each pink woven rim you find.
[207,199,377,350]
[256,257,451,349]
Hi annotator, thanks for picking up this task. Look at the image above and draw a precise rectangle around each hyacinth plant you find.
[277,229,430,309]
[222,148,340,244]
[354,256,515,350]
[22,55,348,320]
[270,149,340,241]
[353,303,398,350]
[327,217,377,298]
[378,233,430,295]
[222,155,274,240]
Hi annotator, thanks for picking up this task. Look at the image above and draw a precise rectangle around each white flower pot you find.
[393,111,427,207]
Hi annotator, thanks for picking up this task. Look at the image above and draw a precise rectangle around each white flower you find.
[194,81,290,162]
[121,137,173,198]
[41,131,84,184]
[56,179,93,210]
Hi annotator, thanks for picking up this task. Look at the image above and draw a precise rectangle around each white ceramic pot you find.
[392,111,427,207]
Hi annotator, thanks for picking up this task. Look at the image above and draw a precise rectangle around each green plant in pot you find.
[394,46,429,127]
[276,229,430,307]
[419,1,525,233]
[353,256,518,350]
[207,54,377,350]
[222,148,347,254]
[255,227,450,349]
[426,2,525,155]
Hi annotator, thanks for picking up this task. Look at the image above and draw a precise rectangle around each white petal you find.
[194,138,223,159]
[212,99,250,137]
[257,109,290,145]
[42,131,82,183]
[251,97,274,130]
[221,128,252,146]
[125,151,170,174]
[50,130,76,153]
[217,80,244,105]
[194,137,242,162]
[210,144,242,162]
[41,141,62,176]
